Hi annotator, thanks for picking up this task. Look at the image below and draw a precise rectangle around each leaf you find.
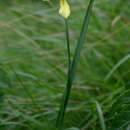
[107,90,130,130]
[96,101,106,130]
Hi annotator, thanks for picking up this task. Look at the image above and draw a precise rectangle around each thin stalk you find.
[56,0,94,129]
[65,19,71,71]
[56,18,71,128]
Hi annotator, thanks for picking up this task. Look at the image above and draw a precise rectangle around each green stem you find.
[65,19,71,71]
[56,19,71,129]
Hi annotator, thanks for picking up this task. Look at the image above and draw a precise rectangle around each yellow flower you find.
[59,0,70,19]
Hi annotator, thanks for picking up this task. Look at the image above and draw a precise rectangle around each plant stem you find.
[56,18,71,129]
[65,19,71,71]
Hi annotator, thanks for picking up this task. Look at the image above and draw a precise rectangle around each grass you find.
[0,0,130,130]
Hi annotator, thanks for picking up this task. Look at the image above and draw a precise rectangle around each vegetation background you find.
[0,0,130,130]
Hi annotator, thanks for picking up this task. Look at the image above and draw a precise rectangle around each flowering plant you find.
[50,0,94,129]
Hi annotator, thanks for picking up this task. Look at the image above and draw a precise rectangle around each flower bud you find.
[59,0,70,19]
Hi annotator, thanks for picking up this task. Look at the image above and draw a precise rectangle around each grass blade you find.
[56,0,95,129]
[95,101,106,130]
[105,54,130,81]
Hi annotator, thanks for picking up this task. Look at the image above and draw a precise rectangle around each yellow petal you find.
[59,0,70,18]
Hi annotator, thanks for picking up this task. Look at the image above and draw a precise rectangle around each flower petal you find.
[59,0,70,18]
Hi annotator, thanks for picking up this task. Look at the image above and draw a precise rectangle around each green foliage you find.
[0,0,130,130]
[107,90,130,130]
